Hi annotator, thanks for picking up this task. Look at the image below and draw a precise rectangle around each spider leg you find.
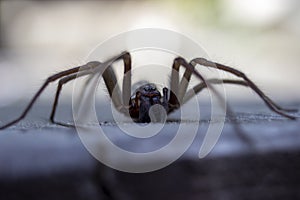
[178,61,195,103]
[168,57,207,113]
[102,52,132,115]
[0,62,101,130]
[191,58,297,119]
[50,51,132,126]
[0,51,132,129]
[183,79,247,104]
[169,58,180,107]
[50,68,100,126]
[102,67,122,110]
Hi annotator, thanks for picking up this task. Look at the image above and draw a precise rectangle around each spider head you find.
[129,83,167,123]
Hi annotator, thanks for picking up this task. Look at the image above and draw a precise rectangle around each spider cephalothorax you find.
[0,51,296,130]
[129,83,169,122]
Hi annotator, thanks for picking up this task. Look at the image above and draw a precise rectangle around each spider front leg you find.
[102,51,132,115]
[168,57,197,112]
[190,58,297,119]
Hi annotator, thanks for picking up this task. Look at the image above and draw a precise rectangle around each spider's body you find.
[0,51,296,130]
[129,83,168,122]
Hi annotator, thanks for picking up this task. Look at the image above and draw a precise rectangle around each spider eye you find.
[144,86,150,91]
[145,85,156,91]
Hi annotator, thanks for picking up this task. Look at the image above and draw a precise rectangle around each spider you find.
[0,51,297,130]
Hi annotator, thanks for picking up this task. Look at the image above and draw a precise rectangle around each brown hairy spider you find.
[0,51,297,129]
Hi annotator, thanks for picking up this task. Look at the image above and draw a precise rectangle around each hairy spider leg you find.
[50,65,101,126]
[191,58,297,119]
[0,66,83,130]
[50,51,132,126]
[183,79,247,104]
[169,58,180,107]
[177,61,195,103]
[169,57,199,112]
[102,51,132,114]
[0,52,131,130]
[169,58,236,121]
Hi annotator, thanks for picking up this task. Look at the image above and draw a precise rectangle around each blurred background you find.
[0,0,299,109]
